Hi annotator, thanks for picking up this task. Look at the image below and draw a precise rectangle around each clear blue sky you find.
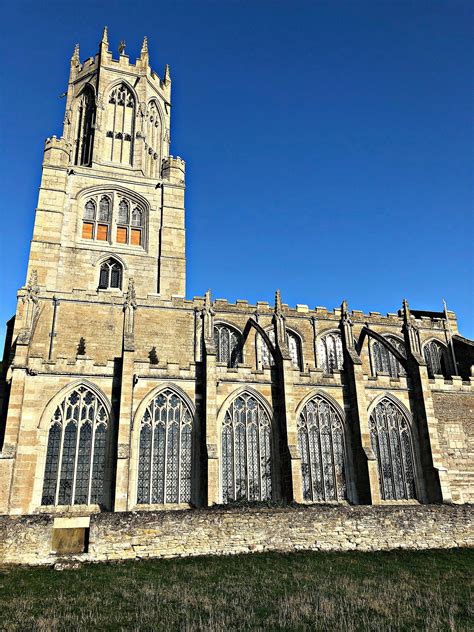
[0,0,473,348]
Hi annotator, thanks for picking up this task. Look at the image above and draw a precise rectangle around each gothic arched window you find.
[214,324,243,367]
[105,83,136,165]
[41,386,109,506]
[423,339,450,378]
[371,336,406,378]
[297,395,346,501]
[145,100,161,178]
[369,398,416,500]
[74,85,96,167]
[259,328,303,370]
[116,199,144,246]
[98,258,123,290]
[222,392,272,502]
[318,331,344,374]
[137,389,193,504]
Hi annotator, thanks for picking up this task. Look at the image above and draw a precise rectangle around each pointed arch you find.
[295,390,348,502]
[98,257,123,289]
[218,387,274,503]
[258,326,303,370]
[213,322,244,367]
[422,338,451,378]
[357,327,408,370]
[368,393,417,500]
[242,318,279,365]
[145,98,164,177]
[104,80,137,165]
[317,329,344,374]
[39,382,112,507]
[370,334,407,377]
[133,384,196,505]
[74,83,96,166]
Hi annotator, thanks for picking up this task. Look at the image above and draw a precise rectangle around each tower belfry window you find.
[105,83,136,166]
[74,85,96,167]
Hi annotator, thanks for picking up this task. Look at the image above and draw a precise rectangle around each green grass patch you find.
[0,548,473,630]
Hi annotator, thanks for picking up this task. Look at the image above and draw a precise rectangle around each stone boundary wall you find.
[0,504,473,566]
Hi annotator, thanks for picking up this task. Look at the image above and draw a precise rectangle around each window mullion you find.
[71,390,83,505]
[150,401,155,504]
[163,401,169,503]
[54,402,67,506]
[177,403,182,503]
[87,399,97,505]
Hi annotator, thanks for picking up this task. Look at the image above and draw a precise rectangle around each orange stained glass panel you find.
[82,222,93,239]
[97,224,108,241]
[131,228,141,246]
[117,226,128,244]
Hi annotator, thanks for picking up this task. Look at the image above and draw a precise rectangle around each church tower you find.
[28,28,185,299]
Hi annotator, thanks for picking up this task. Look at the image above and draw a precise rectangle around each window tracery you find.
[259,328,303,370]
[297,395,346,501]
[222,393,272,502]
[423,339,450,378]
[137,389,193,504]
[82,194,145,247]
[41,386,109,506]
[371,336,406,378]
[98,258,123,290]
[145,101,161,178]
[369,398,416,500]
[214,324,243,367]
[318,331,344,374]
[105,83,135,165]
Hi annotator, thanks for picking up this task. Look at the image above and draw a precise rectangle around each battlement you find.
[43,136,70,167]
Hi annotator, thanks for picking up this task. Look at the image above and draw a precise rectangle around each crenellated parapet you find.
[162,155,185,184]
[43,136,70,167]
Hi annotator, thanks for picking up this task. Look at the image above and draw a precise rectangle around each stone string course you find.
[0,504,473,566]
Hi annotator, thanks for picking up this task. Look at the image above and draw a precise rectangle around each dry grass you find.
[0,548,473,631]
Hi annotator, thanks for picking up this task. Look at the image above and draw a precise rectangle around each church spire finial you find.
[141,36,148,55]
[274,289,283,317]
[164,63,171,84]
[71,43,80,64]
[101,26,109,45]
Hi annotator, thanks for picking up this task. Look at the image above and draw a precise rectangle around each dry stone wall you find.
[0,504,472,566]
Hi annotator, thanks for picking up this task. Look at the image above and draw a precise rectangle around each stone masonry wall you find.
[0,504,472,566]
[432,391,474,503]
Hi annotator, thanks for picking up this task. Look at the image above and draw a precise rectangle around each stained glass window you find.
[99,196,111,222]
[371,336,406,378]
[118,199,129,224]
[259,328,302,370]
[84,200,96,220]
[318,331,344,374]
[41,386,109,506]
[137,389,194,504]
[423,340,450,378]
[214,324,243,367]
[221,392,272,503]
[297,395,346,501]
[369,398,416,500]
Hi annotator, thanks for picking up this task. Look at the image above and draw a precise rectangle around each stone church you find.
[1,29,473,520]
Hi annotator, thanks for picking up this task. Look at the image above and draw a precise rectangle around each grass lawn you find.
[0,548,473,631]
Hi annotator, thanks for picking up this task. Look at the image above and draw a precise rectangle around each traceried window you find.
[145,100,161,178]
[369,398,416,500]
[423,339,450,378]
[214,324,243,367]
[137,389,193,504]
[117,199,144,246]
[297,395,346,502]
[318,331,344,374]
[259,328,303,370]
[41,386,109,506]
[222,392,272,502]
[82,194,146,247]
[105,83,136,165]
[82,196,111,241]
[371,336,406,378]
[74,85,96,167]
[98,258,122,290]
